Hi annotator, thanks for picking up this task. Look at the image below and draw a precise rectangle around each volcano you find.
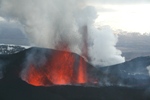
[1,46,150,100]
[0,47,98,86]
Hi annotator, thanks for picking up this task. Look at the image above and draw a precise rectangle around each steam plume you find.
[0,0,125,66]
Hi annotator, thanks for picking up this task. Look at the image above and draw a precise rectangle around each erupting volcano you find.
[23,26,89,86]
[24,48,88,86]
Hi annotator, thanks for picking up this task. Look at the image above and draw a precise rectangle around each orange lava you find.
[25,51,87,86]
[46,51,75,85]
[23,25,91,86]
[77,58,87,83]
[26,65,45,86]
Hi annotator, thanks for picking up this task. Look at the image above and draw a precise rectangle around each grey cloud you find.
[0,21,30,45]
[116,32,150,61]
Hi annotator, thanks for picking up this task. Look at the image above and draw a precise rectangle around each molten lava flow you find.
[26,65,44,86]
[25,51,87,86]
[46,51,75,85]
[77,58,87,84]
[25,50,88,86]
[23,25,90,86]
[24,26,90,86]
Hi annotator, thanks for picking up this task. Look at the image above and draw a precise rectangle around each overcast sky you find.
[0,21,30,45]
[0,0,150,33]
[0,0,150,43]
[88,0,150,4]
[87,0,150,33]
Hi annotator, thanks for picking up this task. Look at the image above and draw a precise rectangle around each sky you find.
[0,0,150,33]
[88,0,150,33]
[0,0,150,63]
[116,32,150,60]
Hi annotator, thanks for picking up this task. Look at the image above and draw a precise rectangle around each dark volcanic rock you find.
[0,77,150,100]
[1,46,150,100]
[99,56,150,86]
[0,47,98,85]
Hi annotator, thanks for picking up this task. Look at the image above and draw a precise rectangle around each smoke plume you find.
[0,0,125,66]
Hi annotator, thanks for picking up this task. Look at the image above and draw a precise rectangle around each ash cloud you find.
[0,0,125,66]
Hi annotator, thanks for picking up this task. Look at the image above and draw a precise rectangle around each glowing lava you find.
[46,51,75,85]
[24,26,89,86]
[25,51,87,86]
[77,58,87,83]
[26,65,45,86]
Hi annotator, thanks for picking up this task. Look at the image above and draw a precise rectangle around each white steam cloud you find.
[0,0,125,66]
[146,65,150,76]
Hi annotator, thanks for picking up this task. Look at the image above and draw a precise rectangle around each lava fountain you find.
[23,26,89,86]
[24,49,87,86]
